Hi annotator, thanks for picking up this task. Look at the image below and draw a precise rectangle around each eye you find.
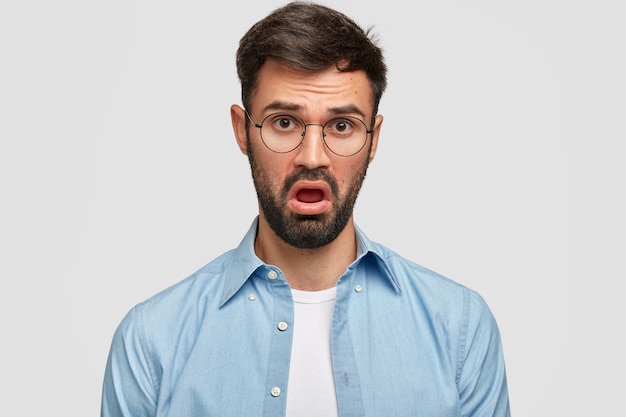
[267,114,302,133]
[326,118,355,136]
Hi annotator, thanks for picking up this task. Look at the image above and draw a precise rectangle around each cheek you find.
[251,153,290,187]
[343,157,369,179]
[332,166,359,193]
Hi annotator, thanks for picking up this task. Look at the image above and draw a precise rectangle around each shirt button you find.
[248,294,256,301]
[277,321,288,331]
[270,386,281,397]
[355,284,363,292]
[268,270,278,280]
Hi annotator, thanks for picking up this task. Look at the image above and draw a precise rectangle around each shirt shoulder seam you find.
[455,286,470,386]
[134,304,161,395]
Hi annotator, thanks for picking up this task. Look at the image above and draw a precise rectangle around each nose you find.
[292,124,331,170]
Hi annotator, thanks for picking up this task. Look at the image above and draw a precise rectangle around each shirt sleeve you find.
[101,306,158,417]
[457,290,511,417]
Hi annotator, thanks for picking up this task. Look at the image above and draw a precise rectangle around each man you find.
[101,2,510,416]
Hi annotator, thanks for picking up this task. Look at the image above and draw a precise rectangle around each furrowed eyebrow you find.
[327,105,367,119]
[260,102,368,119]
[261,101,302,114]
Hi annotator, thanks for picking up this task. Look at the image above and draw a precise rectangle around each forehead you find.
[251,60,374,117]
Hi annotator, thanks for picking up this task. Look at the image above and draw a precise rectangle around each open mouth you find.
[296,188,325,203]
[288,181,332,215]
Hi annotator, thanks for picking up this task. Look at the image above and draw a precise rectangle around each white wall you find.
[1,0,624,415]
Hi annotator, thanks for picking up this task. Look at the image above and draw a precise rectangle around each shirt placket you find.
[331,267,366,417]
[261,267,294,417]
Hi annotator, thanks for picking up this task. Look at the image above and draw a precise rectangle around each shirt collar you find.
[353,223,402,294]
[219,217,400,306]
[219,218,265,306]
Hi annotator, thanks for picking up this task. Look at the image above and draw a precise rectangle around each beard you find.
[247,136,370,249]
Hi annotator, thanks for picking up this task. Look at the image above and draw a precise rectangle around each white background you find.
[1,0,624,415]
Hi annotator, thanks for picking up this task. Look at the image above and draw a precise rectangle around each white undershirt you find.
[285,287,338,417]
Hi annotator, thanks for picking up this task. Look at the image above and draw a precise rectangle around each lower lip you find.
[288,198,331,215]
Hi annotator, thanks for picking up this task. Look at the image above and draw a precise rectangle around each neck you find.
[254,215,357,291]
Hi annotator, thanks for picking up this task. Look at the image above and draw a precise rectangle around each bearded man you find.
[101,2,511,416]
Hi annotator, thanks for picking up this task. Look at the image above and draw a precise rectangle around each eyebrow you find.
[261,101,368,119]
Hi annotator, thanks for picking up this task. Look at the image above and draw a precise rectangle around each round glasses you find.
[246,111,373,157]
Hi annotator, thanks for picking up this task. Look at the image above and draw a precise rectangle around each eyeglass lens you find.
[259,113,368,156]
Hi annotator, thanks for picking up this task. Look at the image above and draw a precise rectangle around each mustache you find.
[281,169,339,198]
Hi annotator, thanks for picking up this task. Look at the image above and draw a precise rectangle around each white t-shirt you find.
[285,287,338,417]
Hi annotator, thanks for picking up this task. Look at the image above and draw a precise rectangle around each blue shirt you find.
[101,218,510,417]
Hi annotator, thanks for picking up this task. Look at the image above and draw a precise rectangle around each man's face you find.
[233,61,382,249]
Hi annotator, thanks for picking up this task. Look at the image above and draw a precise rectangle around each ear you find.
[230,105,249,155]
[368,114,383,162]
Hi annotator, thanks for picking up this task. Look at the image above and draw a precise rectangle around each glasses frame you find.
[245,110,374,157]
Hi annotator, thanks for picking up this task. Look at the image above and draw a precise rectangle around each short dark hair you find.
[236,1,387,117]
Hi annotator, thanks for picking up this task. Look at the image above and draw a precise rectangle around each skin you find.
[230,60,383,290]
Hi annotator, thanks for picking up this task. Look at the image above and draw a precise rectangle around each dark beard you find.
[247,137,370,249]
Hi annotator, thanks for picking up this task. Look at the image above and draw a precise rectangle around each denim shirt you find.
[101,218,510,417]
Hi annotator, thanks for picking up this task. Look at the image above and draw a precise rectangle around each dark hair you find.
[236,1,387,116]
